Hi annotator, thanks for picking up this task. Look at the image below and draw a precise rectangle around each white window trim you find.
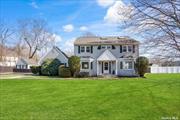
[81,62,89,70]
[119,60,134,70]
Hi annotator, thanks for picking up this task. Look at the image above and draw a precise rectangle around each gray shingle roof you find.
[74,36,139,45]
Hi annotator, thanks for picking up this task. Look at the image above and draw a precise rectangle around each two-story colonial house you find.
[74,36,139,76]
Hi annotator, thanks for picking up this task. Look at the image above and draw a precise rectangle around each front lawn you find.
[0,74,180,120]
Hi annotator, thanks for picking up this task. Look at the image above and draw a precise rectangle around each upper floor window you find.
[98,45,115,50]
[107,45,111,49]
[101,45,106,49]
[128,45,132,52]
[81,46,85,53]
[122,46,127,52]
[86,46,90,52]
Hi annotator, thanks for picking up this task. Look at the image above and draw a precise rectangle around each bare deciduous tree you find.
[0,22,14,61]
[18,18,54,59]
[120,0,180,59]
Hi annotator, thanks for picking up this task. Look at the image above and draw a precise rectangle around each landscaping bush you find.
[41,59,61,76]
[74,72,89,78]
[30,66,41,74]
[59,65,71,77]
[68,56,80,77]
[135,56,149,77]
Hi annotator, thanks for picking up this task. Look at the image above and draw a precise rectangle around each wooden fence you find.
[0,66,14,73]
[0,66,31,73]
[150,66,180,73]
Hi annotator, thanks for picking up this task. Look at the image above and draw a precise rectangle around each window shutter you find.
[120,62,123,69]
[91,46,93,53]
[112,45,115,49]
[91,62,93,69]
[133,45,135,53]
[120,45,122,53]
[97,45,101,50]
[78,46,80,53]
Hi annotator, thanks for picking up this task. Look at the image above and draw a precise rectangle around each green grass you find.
[0,74,180,120]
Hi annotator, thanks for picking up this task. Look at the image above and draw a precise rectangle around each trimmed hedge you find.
[30,66,41,74]
[59,65,71,77]
[68,56,80,77]
[41,59,61,76]
[135,56,149,77]
[74,72,89,78]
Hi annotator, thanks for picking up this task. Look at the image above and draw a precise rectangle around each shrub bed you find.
[59,66,71,77]
[30,66,41,74]
[41,59,61,76]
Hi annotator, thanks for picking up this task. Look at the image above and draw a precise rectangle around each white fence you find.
[150,66,180,73]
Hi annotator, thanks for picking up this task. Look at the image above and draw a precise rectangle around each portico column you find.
[115,60,118,75]
[89,61,91,76]
[97,61,98,76]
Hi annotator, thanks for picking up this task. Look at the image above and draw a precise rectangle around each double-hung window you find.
[124,61,133,69]
[86,46,90,53]
[122,46,127,52]
[128,45,132,52]
[81,46,85,53]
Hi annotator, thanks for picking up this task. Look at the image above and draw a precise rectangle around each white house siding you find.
[151,66,180,73]
[0,56,18,67]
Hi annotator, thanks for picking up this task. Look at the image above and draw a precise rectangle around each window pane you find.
[104,62,108,70]
[124,61,133,69]
[82,62,89,69]
[128,62,133,69]
[107,45,111,49]
[86,46,90,52]
[81,46,85,52]
[102,45,106,49]
[128,45,132,52]
[122,46,127,52]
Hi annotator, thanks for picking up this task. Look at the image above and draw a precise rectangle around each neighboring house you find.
[0,56,18,67]
[0,45,18,67]
[74,36,139,76]
[38,46,69,66]
[16,58,37,69]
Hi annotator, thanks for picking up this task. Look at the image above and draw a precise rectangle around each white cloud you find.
[62,24,74,32]
[30,2,39,9]
[104,1,134,24]
[80,26,88,31]
[97,0,115,7]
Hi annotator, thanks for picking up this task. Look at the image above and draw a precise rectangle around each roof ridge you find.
[54,46,69,58]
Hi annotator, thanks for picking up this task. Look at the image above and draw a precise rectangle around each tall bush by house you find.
[30,66,41,75]
[135,56,149,77]
[41,58,61,76]
[59,65,71,77]
[68,56,80,77]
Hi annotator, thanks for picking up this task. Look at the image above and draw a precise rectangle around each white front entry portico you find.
[97,50,117,75]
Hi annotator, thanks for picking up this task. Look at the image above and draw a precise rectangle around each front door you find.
[104,62,109,74]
